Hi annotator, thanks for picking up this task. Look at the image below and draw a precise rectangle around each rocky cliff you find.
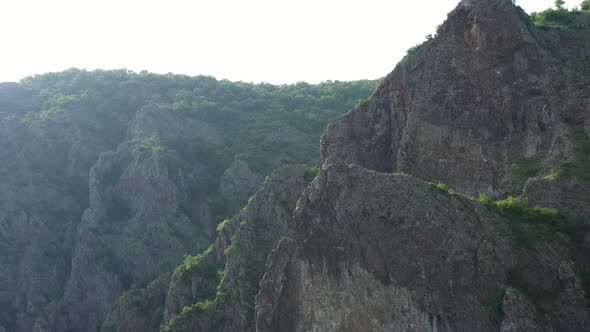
[321,0,590,199]
[252,1,590,331]
[0,72,374,331]
[256,165,589,331]
[167,1,590,331]
[161,166,314,332]
[2,0,590,331]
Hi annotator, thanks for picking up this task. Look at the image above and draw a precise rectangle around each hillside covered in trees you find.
[0,69,378,332]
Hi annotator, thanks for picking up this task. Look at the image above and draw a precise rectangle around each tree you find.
[555,0,565,10]
[582,0,590,10]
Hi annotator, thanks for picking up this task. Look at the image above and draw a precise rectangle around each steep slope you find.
[253,1,590,331]
[256,165,589,331]
[0,71,376,332]
[321,0,590,200]
[55,105,220,331]
[0,106,129,332]
[160,166,314,332]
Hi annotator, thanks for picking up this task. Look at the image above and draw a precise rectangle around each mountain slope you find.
[321,0,590,199]
[0,71,376,332]
[257,165,589,331]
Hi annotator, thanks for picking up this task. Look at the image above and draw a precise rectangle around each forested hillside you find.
[1,69,377,173]
[0,69,377,332]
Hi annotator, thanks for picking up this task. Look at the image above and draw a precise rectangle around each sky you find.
[0,0,577,84]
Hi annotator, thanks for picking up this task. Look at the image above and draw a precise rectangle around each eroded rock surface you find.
[162,166,314,332]
[256,165,590,332]
[321,0,590,198]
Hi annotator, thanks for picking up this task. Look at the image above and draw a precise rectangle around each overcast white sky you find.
[0,0,576,84]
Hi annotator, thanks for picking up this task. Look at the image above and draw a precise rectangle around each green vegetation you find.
[583,0,590,10]
[509,153,543,182]
[538,128,590,184]
[402,25,440,62]
[176,245,215,282]
[475,194,585,249]
[427,182,459,196]
[436,182,458,195]
[216,219,230,232]
[403,43,425,61]
[562,127,590,183]
[530,1,590,31]
[0,68,378,242]
[1,69,378,177]
[165,248,227,332]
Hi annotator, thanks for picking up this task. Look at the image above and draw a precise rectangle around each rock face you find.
[100,274,170,332]
[0,72,375,332]
[162,165,314,332]
[0,110,123,332]
[220,159,265,203]
[255,165,590,332]
[252,2,590,331]
[2,1,590,331]
[321,0,590,198]
[56,105,220,331]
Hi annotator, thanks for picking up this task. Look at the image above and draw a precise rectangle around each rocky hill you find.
[0,72,376,332]
[161,0,590,331]
[2,0,590,331]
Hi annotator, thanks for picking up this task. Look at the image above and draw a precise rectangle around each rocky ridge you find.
[256,165,589,331]
[321,0,590,199]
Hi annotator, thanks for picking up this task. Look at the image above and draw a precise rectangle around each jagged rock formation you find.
[2,0,590,331]
[100,274,170,332]
[321,0,590,199]
[219,159,265,203]
[137,1,590,331]
[0,108,126,332]
[255,165,589,331]
[56,105,219,331]
[162,166,314,332]
[0,72,372,331]
[250,1,590,331]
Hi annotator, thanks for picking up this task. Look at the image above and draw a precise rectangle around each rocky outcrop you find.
[256,165,590,331]
[320,0,589,198]
[162,165,315,331]
[58,105,220,331]
[0,72,374,332]
[0,110,124,332]
[219,159,265,203]
[100,274,170,332]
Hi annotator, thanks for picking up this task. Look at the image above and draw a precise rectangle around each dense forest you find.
[0,69,378,175]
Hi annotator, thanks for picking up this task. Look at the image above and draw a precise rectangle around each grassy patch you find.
[544,164,567,180]
[427,182,459,196]
[531,8,590,30]
[165,261,227,331]
[475,194,585,249]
